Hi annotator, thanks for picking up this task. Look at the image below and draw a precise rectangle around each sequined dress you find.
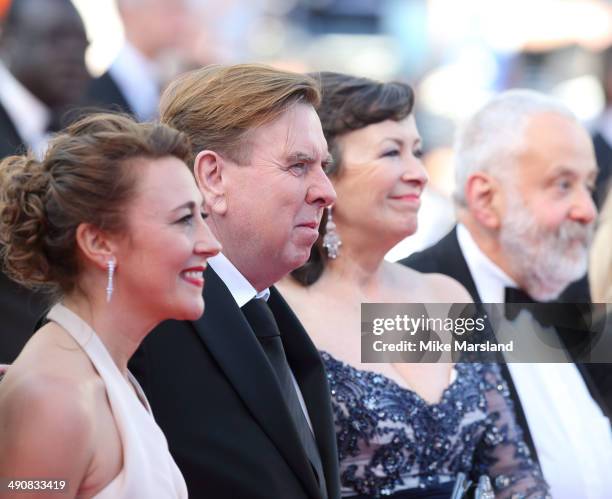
[322,352,550,498]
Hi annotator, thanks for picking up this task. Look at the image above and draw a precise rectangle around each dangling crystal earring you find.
[322,205,342,259]
[106,258,115,303]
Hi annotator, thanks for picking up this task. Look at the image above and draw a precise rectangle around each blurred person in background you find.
[587,191,612,421]
[402,89,612,499]
[278,73,549,499]
[591,44,612,209]
[85,0,188,121]
[0,113,221,498]
[0,0,89,158]
[0,0,89,364]
[590,189,612,304]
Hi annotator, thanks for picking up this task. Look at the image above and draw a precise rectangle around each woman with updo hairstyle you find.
[0,113,221,498]
[278,73,549,498]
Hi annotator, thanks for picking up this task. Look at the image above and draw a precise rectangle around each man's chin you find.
[286,247,313,273]
[525,260,588,301]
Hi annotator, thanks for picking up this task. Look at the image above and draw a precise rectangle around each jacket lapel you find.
[191,268,322,498]
[269,287,341,499]
[437,228,482,302]
[440,229,541,463]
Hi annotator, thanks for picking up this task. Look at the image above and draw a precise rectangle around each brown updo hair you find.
[291,72,415,286]
[0,113,191,298]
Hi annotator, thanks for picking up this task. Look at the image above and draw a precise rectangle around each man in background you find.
[591,43,612,208]
[0,0,89,362]
[0,0,89,158]
[402,89,612,499]
[85,0,188,121]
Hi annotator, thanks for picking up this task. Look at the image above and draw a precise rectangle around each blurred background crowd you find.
[1,0,611,260]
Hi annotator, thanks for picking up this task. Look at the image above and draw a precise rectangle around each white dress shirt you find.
[457,223,612,499]
[108,42,160,122]
[208,253,314,432]
[0,62,51,158]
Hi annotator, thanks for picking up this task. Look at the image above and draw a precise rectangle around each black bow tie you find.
[503,287,553,325]
[504,287,535,304]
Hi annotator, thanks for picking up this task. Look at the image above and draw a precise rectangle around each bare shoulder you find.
[390,263,472,302]
[0,324,100,482]
[0,371,96,477]
[1,371,94,435]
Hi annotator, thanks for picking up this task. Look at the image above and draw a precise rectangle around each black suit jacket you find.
[82,71,134,117]
[129,267,340,499]
[400,227,610,461]
[0,102,25,159]
[0,103,50,363]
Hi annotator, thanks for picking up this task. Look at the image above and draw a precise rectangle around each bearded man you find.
[402,89,612,499]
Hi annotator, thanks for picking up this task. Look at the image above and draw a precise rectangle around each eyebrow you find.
[287,152,316,163]
[549,166,597,181]
[171,201,197,213]
[287,151,334,166]
[380,137,422,148]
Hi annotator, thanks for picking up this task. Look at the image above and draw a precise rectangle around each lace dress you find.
[322,352,550,498]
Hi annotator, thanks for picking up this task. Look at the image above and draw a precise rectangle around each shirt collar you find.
[208,252,270,307]
[0,62,50,154]
[456,223,517,303]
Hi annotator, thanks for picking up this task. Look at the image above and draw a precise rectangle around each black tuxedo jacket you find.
[0,103,50,363]
[129,267,340,499]
[400,227,610,461]
[83,71,134,117]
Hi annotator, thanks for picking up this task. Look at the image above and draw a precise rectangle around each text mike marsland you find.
[372,339,515,353]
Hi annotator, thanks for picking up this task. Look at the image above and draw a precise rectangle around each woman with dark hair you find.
[0,113,221,498]
[278,73,549,498]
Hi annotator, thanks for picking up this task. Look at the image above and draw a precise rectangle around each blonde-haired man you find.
[130,64,339,499]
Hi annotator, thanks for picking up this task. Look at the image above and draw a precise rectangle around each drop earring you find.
[322,205,342,259]
[106,258,115,303]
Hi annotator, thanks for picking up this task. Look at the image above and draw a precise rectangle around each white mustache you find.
[555,220,594,248]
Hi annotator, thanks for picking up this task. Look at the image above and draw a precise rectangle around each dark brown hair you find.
[159,63,321,166]
[0,112,191,297]
[292,72,415,285]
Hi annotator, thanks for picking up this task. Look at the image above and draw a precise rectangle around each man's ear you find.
[193,150,228,215]
[465,172,503,230]
[75,223,118,271]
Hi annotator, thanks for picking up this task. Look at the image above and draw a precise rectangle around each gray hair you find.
[453,89,578,206]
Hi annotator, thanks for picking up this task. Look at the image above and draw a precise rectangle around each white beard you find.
[498,195,594,301]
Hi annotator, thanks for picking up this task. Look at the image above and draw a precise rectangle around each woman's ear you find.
[75,223,117,271]
[193,150,228,215]
[465,172,503,230]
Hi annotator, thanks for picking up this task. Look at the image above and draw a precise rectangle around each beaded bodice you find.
[321,352,550,498]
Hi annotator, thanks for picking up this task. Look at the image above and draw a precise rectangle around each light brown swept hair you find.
[159,63,321,166]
